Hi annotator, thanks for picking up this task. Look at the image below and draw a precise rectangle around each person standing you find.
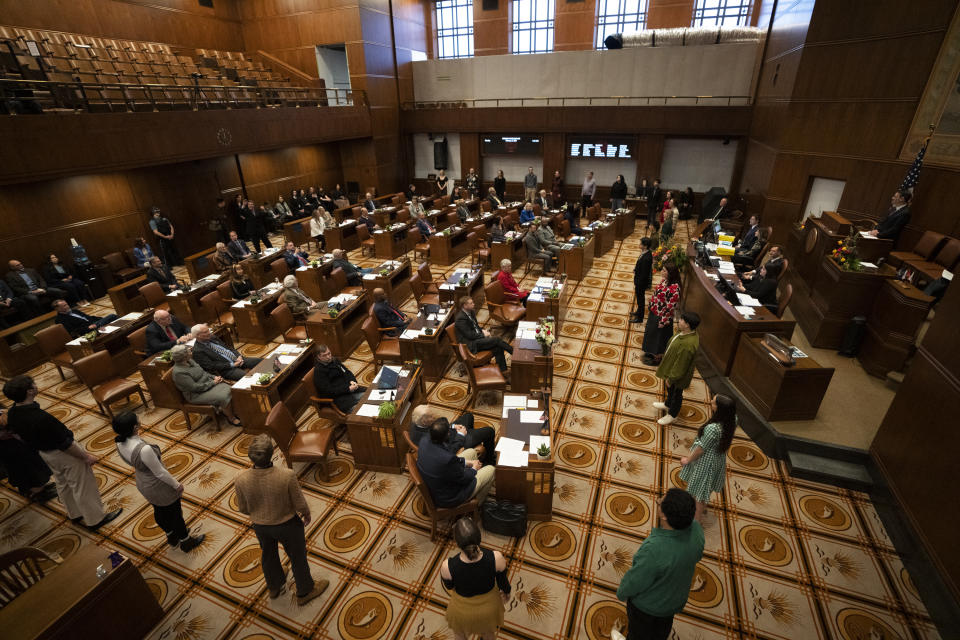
[581,171,597,208]
[0,402,56,502]
[611,174,628,212]
[654,312,700,425]
[441,517,511,640]
[493,170,507,202]
[523,167,538,204]
[149,206,183,266]
[551,170,564,205]
[436,169,449,196]
[2,375,122,529]
[113,411,204,551]
[641,262,681,365]
[631,237,653,324]
[465,168,480,199]
[646,179,662,230]
[245,201,273,253]
[234,434,329,604]
[210,197,230,245]
[678,395,737,521]
[614,488,704,640]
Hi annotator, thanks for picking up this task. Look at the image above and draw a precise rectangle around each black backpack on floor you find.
[481,500,527,538]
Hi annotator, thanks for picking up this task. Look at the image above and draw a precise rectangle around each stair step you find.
[786,450,873,491]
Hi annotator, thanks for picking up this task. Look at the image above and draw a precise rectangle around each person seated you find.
[405,184,418,200]
[518,203,536,224]
[146,309,191,354]
[417,419,495,508]
[486,187,502,210]
[132,237,155,267]
[522,221,555,274]
[731,228,768,269]
[0,280,28,328]
[190,324,262,381]
[312,344,366,412]
[563,203,586,236]
[6,259,68,317]
[741,246,783,281]
[738,215,760,249]
[210,242,235,273]
[372,288,408,337]
[42,254,89,306]
[489,217,506,243]
[416,216,436,240]
[455,199,471,223]
[410,406,497,465]
[355,208,376,231]
[282,275,321,318]
[455,296,512,374]
[169,345,241,429]
[868,189,911,242]
[330,249,371,287]
[275,194,294,222]
[736,262,781,311]
[53,299,118,337]
[535,189,550,210]
[317,187,337,213]
[534,218,562,257]
[363,192,378,212]
[227,230,252,261]
[229,264,255,300]
[495,259,529,304]
[283,241,310,269]
[145,256,178,292]
[409,196,425,220]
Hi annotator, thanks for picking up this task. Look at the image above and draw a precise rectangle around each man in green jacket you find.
[654,311,700,426]
[614,488,704,640]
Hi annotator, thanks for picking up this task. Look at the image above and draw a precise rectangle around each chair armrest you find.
[310,395,349,419]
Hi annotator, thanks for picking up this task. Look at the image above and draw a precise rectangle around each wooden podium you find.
[858,279,934,377]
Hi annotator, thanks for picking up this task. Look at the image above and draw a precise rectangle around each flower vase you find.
[539,342,550,356]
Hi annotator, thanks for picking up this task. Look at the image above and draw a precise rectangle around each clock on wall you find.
[217,127,232,146]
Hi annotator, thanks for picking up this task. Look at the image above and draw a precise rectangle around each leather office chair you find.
[403,430,419,455]
[330,267,363,296]
[558,219,571,240]
[778,258,789,282]
[301,369,349,447]
[483,280,525,333]
[362,316,402,366]
[128,325,149,359]
[406,452,477,541]
[160,367,221,430]
[457,344,506,406]
[102,251,144,283]
[468,232,490,268]
[264,401,339,481]
[776,283,793,319]
[0,547,58,606]
[445,324,492,376]
[445,211,459,227]
[417,262,442,294]
[887,231,948,269]
[199,290,236,338]
[34,324,77,381]
[471,224,487,241]
[269,259,290,282]
[270,302,307,341]
[138,281,170,312]
[73,350,148,418]
[410,273,439,306]
[397,209,411,224]
[480,200,491,213]
[217,280,235,303]
[904,238,960,282]
[356,224,375,257]
[413,231,430,262]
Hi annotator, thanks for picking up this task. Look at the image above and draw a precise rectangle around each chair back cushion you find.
[406,453,436,514]
[160,367,187,404]
[777,283,793,319]
[410,272,425,301]
[128,325,148,354]
[913,231,947,260]
[265,401,298,455]
[122,248,138,267]
[935,238,960,269]
[331,268,348,292]
[103,252,127,272]
[217,281,234,301]
[270,303,294,332]
[362,316,380,351]
[270,259,289,280]
[417,262,433,283]
[35,324,72,357]
[484,279,505,306]
[445,324,459,346]
[73,350,113,388]
[446,212,458,226]
[356,224,371,242]
[139,281,167,307]
[200,291,222,318]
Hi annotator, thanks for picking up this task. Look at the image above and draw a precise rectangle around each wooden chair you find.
[199,290,236,338]
[468,232,491,268]
[776,282,793,319]
[403,430,419,455]
[73,350,149,418]
[102,251,144,283]
[457,344,506,406]
[483,280,525,333]
[34,324,77,381]
[331,267,363,296]
[480,200,491,213]
[356,224,375,257]
[269,259,290,282]
[270,302,307,341]
[138,281,170,311]
[414,232,430,262]
[417,262,442,294]
[217,280,235,303]
[887,230,948,269]
[128,325,149,358]
[445,324,493,376]
[264,401,339,481]
[0,547,58,606]
[445,211,459,227]
[362,316,402,366]
[160,368,221,430]
[406,452,477,541]
[778,258,789,282]
[301,369,349,446]
[410,272,439,306]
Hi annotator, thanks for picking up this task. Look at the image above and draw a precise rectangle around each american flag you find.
[899,135,931,193]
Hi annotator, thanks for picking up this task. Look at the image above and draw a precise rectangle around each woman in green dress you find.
[678,394,737,522]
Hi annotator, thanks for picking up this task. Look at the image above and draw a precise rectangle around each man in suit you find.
[486,187,503,210]
[363,192,378,212]
[455,296,512,373]
[741,245,783,282]
[410,404,496,465]
[355,208,376,231]
[868,189,912,243]
[145,256,178,293]
[738,215,760,248]
[282,241,310,270]
[53,299,117,337]
[145,309,191,354]
[455,198,471,223]
[647,179,662,230]
[523,220,554,273]
[190,324,262,381]
[330,249,371,287]
[5,260,67,317]
[416,216,436,240]
[312,344,365,413]
[245,200,273,253]
[534,218,562,257]
[0,279,29,327]
[563,203,586,236]
[405,184,418,201]
[535,189,551,210]
[227,230,251,261]
[416,418,495,508]
[632,237,653,323]
[465,168,479,198]
[372,288,408,336]
[707,196,730,222]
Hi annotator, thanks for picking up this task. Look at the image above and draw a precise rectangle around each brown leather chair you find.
[102,251,144,283]
[138,281,170,311]
[200,290,236,338]
[904,237,960,282]
[887,230,948,269]
[776,282,793,319]
[558,219,571,240]
[362,316,402,366]
[356,224,375,257]
[264,401,339,481]
[410,272,439,306]
[0,547,58,606]
[468,232,491,268]
[397,209,411,224]
[413,233,430,262]
[406,452,477,541]
[270,302,307,341]
[217,280,235,303]
[128,325,149,358]
[301,369,348,446]
[778,258,789,282]
[269,259,290,282]
[160,368,221,430]
[417,262,442,294]
[402,430,419,455]
[457,344,506,406]
[483,280,525,332]
[73,350,148,418]
[445,324,492,375]
[331,267,363,296]
[34,324,77,381]
[481,200,491,213]
[445,211,459,227]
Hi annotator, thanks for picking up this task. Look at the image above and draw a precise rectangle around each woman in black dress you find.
[42,254,90,306]
[493,170,506,202]
[230,264,256,299]
[436,169,449,196]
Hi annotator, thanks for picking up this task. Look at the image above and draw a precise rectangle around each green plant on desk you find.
[157,350,172,363]
[547,287,560,299]
[327,307,339,318]
[379,269,390,276]
[378,401,397,419]
[256,373,273,385]
[537,443,551,459]
[310,260,320,268]
[458,276,468,287]
[576,238,586,247]
[249,296,261,304]
[82,330,98,342]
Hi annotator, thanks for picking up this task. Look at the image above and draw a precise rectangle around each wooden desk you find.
[0,546,162,640]
[240,248,284,289]
[429,226,470,265]
[398,307,454,381]
[327,220,360,252]
[165,274,225,325]
[231,284,284,344]
[684,260,796,376]
[611,208,637,239]
[139,325,233,409]
[558,236,594,281]
[282,216,313,248]
[589,221,615,257]
[346,365,426,473]
[787,218,847,292]
[374,225,413,260]
[107,274,148,315]
[361,259,412,306]
[511,324,552,394]
[859,279,934,378]
[184,246,217,282]
[372,206,399,228]
[729,334,834,421]
[305,292,368,359]
[496,393,554,521]
[294,260,338,301]
[0,311,58,377]
[438,268,485,307]
[64,309,153,375]
[491,235,525,271]
[232,342,317,434]
[525,276,569,328]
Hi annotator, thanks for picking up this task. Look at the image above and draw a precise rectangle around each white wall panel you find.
[804,177,846,221]
[413,133,461,181]
[660,138,737,193]
[482,156,544,184]
[566,158,637,193]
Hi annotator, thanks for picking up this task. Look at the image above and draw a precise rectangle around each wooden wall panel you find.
[237,145,344,206]
[555,0,596,51]
[459,134,482,181]
[646,0,693,30]
[474,0,509,56]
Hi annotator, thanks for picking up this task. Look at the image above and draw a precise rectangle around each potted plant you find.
[157,350,172,363]
[536,443,551,460]
[534,321,556,355]
[458,274,469,287]
[82,330,98,342]
[379,268,391,276]
[378,401,397,420]
[547,287,560,299]
[831,233,864,272]
[310,259,321,268]
[256,372,273,385]
[327,307,339,318]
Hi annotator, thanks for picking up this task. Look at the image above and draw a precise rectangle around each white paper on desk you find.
[706,273,719,281]
[119,312,141,321]
[166,290,182,296]
[860,261,878,269]
[739,295,763,307]
[274,344,300,354]
[439,283,455,290]
[527,398,539,409]
[859,231,873,238]
[66,338,83,346]
[400,329,421,339]
[339,220,355,227]
[734,306,756,316]
[277,355,297,365]
[943,270,954,281]
[717,263,736,273]
[355,404,381,417]
[495,437,525,452]
[528,293,545,303]
[362,273,377,280]
[503,395,527,408]
[517,320,537,331]
[518,329,538,340]
[296,265,310,271]
[705,242,718,251]
[536,277,554,287]
[520,410,545,423]
[427,314,436,322]
[100,325,120,333]
[529,435,550,451]
[498,449,529,467]
[232,376,256,389]
[368,390,396,401]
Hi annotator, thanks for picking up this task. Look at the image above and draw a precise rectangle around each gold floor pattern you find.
[0,220,941,640]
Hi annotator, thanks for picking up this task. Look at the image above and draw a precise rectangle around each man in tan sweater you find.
[234,434,328,605]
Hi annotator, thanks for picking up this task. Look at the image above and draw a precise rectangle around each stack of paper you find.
[735,306,756,317]
[273,344,301,354]
[231,300,249,308]
[528,293,545,303]
[496,437,528,467]
[739,295,762,307]
[520,410,545,424]
[717,262,736,274]
[167,290,182,297]
[119,312,142,321]
[517,320,537,331]
[277,355,297,365]
[362,273,377,280]
[439,283,455,290]
[356,404,381,417]
[232,377,256,390]
[400,329,422,340]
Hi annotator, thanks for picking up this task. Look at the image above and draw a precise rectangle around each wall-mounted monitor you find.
[568,136,633,159]
[481,135,541,155]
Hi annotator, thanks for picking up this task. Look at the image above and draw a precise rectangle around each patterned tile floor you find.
[0,221,942,640]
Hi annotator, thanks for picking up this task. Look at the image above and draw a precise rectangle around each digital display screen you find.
[481,135,541,155]
[568,137,633,159]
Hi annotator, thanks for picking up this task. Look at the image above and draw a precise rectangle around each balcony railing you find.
[0,78,366,115]
[402,95,751,109]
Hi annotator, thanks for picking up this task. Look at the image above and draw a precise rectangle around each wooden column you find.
[646,0,694,29]
[555,0,597,51]
[474,0,510,56]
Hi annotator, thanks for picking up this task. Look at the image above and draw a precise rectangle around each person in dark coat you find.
[282,241,310,269]
[610,174,628,212]
[145,310,190,354]
[0,279,28,328]
[227,230,252,261]
[416,419,495,508]
[409,404,497,465]
[737,262,781,312]
[53,299,117,337]
[244,201,273,253]
[312,345,365,413]
[632,237,654,323]
[372,288,408,336]
[454,296,512,373]
[42,254,89,306]
[330,250,370,287]
[190,324,262,381]
[5,259,67,316]
[145,256,178,292]
[0,401,56,501]
[868,189,911,243]
[646,179,662,230]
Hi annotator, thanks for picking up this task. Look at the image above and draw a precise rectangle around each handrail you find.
[0,77,367,115]
[401,95,751,109]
